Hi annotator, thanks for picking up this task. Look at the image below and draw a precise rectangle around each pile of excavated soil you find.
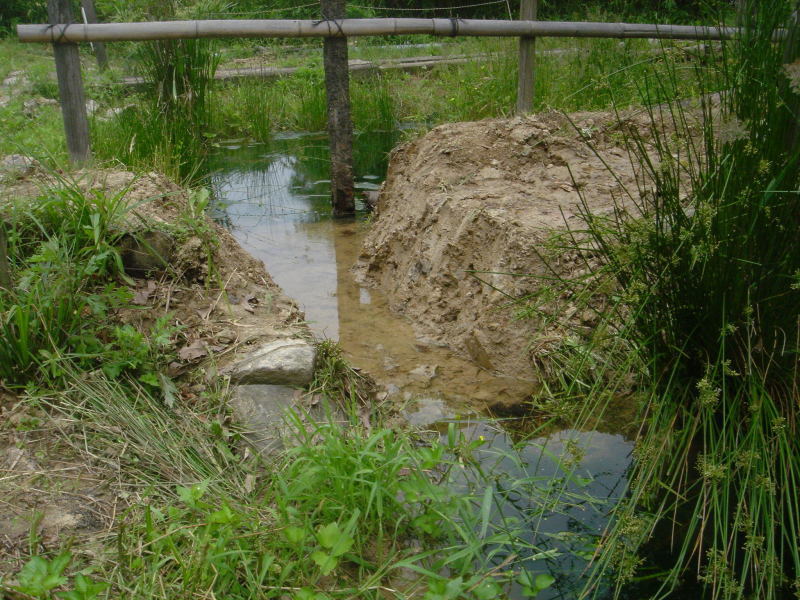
[354,111,654,385]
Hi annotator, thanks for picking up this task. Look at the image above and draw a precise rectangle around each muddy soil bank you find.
[0,167,306,571]
[355,111,653,387]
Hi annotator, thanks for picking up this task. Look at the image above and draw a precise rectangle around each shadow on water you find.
[204,131,692,598]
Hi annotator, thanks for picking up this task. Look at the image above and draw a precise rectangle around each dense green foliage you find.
[547,0,800,597]
[0,177,178,386]
[0,0,46,34]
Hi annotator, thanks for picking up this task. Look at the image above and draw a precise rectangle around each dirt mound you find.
[1,168,307,372]
[354,111,648,384]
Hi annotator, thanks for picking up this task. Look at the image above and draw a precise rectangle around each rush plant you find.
[562,1,800,597]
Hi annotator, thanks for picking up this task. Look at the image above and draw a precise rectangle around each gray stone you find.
[409,364,438,381]
[116,230,176,277]
[403,397,451,427]
[100,105,133,121]
[22,97,58,118]
[230,384,297,455]
[2,71,26,88]
[229,339,316,386]
[0,154,39,181]
[85,99,100,116]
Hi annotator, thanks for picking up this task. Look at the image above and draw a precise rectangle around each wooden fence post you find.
[80,0,109,71]
[321,0,355,216]
[48,0,91,165]
[516,0,538,114]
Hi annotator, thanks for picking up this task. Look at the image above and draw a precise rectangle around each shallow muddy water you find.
[207,133,533,413]
[208,132,635,598]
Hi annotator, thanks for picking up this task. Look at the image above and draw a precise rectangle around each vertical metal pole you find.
[516,0,538,114]
[321,0,355,216]
[80,0,109,71]
[48,0,91,165]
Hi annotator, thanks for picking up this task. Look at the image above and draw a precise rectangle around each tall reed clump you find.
[566,1,800,597]
[94,2,219,181]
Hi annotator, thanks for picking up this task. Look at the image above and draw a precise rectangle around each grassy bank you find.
[525,1,800,597]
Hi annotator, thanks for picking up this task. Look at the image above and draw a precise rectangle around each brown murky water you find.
[208,135,534,418]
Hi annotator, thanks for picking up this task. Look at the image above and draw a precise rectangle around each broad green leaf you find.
[209,503,238,524]
[316,522,340,549]
[534,573,556,591]
[311,550,338,575]
[16,553,70,595]
[473,580,502,600]
[284,526,307,545]
[479,485,493,538]
[57,574,110,600]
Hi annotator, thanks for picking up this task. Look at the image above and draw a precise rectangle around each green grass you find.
[0,39,129,164]
[2,357,583,600]
[87,34,713,179]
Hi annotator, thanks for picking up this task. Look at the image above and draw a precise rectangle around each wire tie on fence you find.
[45,23,70,44]
[314,18,346,37]
[334,18,345,37]
[449,18,461,37]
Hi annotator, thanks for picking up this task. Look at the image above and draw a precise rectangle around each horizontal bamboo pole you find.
[18,18,742,43]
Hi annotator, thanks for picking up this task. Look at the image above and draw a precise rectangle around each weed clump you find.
[0,176,179,386]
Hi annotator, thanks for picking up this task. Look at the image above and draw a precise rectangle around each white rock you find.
[86,99,100,116]
[2,71,25,87]
[100,106,130,121]
[228,338,316,386]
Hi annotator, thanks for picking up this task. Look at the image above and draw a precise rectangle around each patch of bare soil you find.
[0,395,114,575]
[354,110,654,384]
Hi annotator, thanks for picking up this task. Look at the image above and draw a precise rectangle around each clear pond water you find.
[207,132,637,599]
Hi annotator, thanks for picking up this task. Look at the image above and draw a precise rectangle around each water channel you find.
[207,132,637,599]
